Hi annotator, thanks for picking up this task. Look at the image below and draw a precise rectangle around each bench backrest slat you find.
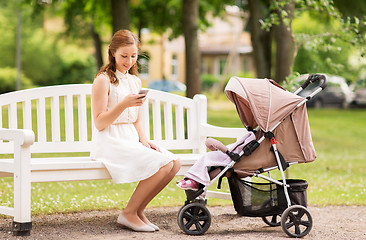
[9,103,17,129]
[163,102,173,140]
[51,96,61,142]
[37,98,47,142]
[0,84,206,154]
[78,94,88,142]
[23,100,32,130]
[175,104,184,140]
[152,99,162,140]
[64,95,74,142]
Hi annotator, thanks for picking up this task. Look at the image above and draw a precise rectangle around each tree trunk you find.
[183,0,201,98]
[274,0,295,83]
[90,23,103,70]
[247,0,272,79]
[111,0,130,33]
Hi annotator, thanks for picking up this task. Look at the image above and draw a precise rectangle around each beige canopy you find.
[224,77,316,173]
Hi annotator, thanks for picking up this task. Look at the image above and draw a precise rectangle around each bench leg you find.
[13,145,32,236]
[13,222,32,236]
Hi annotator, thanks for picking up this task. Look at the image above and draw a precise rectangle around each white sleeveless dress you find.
[90,70,176,183]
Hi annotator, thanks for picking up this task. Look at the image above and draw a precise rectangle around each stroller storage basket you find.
[228,176,308,217]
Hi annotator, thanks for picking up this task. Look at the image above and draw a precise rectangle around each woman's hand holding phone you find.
[138,89,149,99]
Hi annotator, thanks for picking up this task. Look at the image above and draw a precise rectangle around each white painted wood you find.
[152,99,162,140]
[0,106,2,128]
[23,100,32,130]
[141,100,150,140]
[51,96,61,142]
[193,95,208,154]
[0,84,247,226]
[0,206,14,216]
[206,191,232,200]
[13,138,32,223]
[78,94,88,142]
[9,103,17,129]
[64,95,74,142]
[175,104,184,140]
[36,98,46,142]
[163,102,173,140]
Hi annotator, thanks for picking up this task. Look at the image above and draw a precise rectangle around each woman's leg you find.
[137,160,181,224]
[121,160,178,226]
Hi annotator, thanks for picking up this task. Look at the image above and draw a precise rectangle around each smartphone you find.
[138,89,149,99]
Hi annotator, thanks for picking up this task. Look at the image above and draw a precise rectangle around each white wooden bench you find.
[0,84,246,235]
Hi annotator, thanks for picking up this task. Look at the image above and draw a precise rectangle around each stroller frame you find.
[177,74,327,238]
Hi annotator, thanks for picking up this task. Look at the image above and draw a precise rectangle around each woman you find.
[90,30,181,232]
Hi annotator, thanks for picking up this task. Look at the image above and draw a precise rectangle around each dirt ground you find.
[1,205,365,240]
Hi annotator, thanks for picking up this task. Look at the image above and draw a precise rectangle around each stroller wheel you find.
[281,205,313,238]
[262,214,281,227]
[177,202,211,235]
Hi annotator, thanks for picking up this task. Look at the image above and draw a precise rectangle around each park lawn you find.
[1,101,366,215]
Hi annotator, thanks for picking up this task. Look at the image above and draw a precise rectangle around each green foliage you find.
[0,68,33,93]
[201,74,220,91]
[130,0,233,39]
[0,2,96,87]
[259,0,366,82]
[58,46,96,84]
[292,11,364,81]
[20,30,64,86]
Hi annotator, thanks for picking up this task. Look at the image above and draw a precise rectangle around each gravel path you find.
[1,205,365,240]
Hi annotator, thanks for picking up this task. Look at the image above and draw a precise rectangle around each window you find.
[171,54,178,81]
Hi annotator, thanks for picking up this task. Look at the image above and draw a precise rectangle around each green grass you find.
[1,101,366,216]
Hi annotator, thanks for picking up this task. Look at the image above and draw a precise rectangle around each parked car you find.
[148,79,186,93]
[350,79,366,107]
[296,74,354,108]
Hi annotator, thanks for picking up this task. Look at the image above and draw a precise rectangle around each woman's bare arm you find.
[92,75,145,131]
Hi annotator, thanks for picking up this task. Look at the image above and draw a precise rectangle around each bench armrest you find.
[0,129,35,147]
[200,123,247,140]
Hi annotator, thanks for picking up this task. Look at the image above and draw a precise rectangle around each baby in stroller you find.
[176,131,256,196]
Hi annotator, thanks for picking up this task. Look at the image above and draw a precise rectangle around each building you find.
[139,5,254,87]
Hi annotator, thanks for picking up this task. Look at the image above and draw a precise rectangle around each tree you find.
[247,0,366,83]
[274,0,295,83]
[33,0,130,70]
[111,0,130,33]
[247,0,271,78]
[183,0,201,98]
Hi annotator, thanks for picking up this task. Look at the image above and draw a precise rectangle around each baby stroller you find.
[177,74,327,238]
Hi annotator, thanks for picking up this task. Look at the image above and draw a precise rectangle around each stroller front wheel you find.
[177,202,211,235]
[281,205,313,238]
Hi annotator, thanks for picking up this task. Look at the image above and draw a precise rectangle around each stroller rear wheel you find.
[281,205,313,238]
[262,214,281,227]
[177,202,211,235]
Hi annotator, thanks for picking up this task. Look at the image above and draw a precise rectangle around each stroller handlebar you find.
[301,74,328,90]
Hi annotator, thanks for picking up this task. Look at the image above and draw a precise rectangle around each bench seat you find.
[0,154,201,181]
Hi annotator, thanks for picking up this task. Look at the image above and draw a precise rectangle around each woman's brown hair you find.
[96,30,140,85]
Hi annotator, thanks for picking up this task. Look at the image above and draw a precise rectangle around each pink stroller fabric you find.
[184,132,256,185]
[224,77,316,174]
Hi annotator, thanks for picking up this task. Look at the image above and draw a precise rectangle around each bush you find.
[58,48,96,84]
[0,68,33,94]
[0,6,96,87]
[201,74,220,91]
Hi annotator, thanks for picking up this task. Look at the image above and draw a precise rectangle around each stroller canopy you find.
[225,76,303,132]
[225,76,316,169]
